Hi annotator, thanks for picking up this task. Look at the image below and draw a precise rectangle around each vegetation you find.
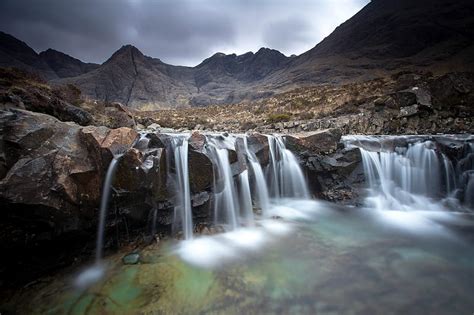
[266,113,291,124]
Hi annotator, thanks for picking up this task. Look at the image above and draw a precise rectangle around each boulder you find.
[399,104,420,117]
[189,131,206,152]
[305,147,364,203]
[80,125,138,166]
[286,128,342,155]
[246,133,270,166]
[188,150,213,193]
[0,109,140,249]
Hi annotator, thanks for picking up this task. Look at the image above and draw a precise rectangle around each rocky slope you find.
[2,0,473,109]
[0,31,98,80]
[133,71,474,136]
[58,0,474,109]
[0,31,58,80]
[56,46,290,109]
[39,48,99,78]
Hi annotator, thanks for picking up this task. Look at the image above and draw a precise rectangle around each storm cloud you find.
[0,0,368,66]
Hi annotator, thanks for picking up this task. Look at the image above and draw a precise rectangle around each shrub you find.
[267,113,291,124]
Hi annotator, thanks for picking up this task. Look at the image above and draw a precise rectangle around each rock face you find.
[56,46,290,109]
[0,108,138,284]
[39,49,99,78]
[0,68,93,126]
[285,129,365,203]
[280,0,474,87]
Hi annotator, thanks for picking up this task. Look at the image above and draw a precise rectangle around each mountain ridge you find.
[1,0,473,109]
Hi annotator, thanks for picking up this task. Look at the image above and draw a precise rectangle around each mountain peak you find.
[105,44,146,65]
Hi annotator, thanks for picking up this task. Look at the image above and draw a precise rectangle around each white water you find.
[209,143,238,230]
[238,170,254,225]
[267,135,310,199]
[344,135,474,212]
[96,156,122,262]
[242,136,271,216]
[170,136,193,240]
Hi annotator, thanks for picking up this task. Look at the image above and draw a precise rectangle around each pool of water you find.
[4,200,474,315]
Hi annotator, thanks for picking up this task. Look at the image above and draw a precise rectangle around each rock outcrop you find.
[0,108,138,284]
[284,129,365,203]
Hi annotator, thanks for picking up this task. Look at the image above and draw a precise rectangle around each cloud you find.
[0,0,369,66]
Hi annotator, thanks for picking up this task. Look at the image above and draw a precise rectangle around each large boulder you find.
[305,147,364,203]
[285,128,342,155]
[0,108,138,246]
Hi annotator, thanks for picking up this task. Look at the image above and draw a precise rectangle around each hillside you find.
[1,0,473,109]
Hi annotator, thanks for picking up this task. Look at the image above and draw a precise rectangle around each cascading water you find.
[238,170,254,225]
[170,136,193,240]
[208,137,239,230]
[344,135,474,212]
[267,135,310,199]
[243,136,271,216]
[96,155,122,262]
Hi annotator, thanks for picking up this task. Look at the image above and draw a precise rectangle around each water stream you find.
[23,133,474,314]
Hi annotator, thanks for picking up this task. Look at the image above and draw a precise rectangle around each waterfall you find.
[170,136,193,240]
[135,132,312,239]
[243,136,271,216]
[267,135,310,199]
[208,138,239,230]
[344,135,474,211]
[96,155,122,263]
[238,170,254,225]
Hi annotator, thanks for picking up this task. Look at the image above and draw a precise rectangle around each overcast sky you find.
[0,0,369,66]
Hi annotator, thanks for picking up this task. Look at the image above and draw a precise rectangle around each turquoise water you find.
[5,200,474,315]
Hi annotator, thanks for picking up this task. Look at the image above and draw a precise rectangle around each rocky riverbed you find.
[0,68,473,299]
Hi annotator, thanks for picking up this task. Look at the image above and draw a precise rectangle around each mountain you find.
[270,0,474,86]
[57,0,474,109]
[2,0,474,109]
[0,31,99,80]
[0,31,58,80]
[57,46,290,108]
[39,49,99,78]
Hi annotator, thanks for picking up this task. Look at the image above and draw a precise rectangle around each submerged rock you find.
[122,252,140,265]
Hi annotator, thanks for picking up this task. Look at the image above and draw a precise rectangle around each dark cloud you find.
[0,0,368,66]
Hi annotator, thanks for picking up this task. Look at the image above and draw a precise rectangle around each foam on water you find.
[74,264,105,288]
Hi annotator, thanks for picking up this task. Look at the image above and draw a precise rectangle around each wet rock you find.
[0,109,147,281]
[114,148,146,192]
[189,131,206,151]
[122,252,140,265]
[0,109,101,211]
[304,145,364,204]
[192,191,210,207]
[188,150,213,193]
[286,128,342,155]
[246,133,270,166]
[147,123,161,132]
[80,125,138,165]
